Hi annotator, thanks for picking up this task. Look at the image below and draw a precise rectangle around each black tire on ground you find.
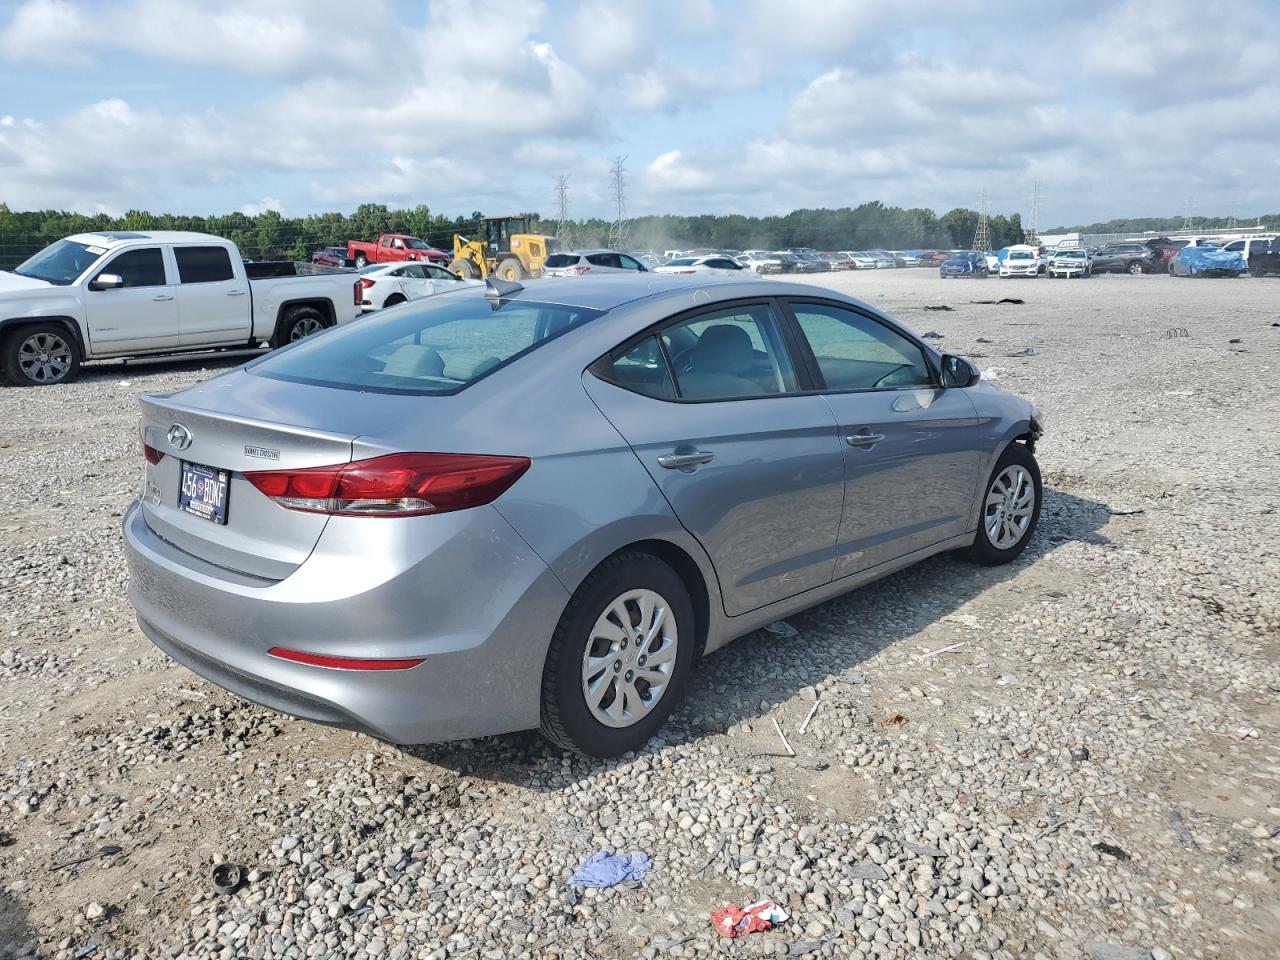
[540,551,696,757]
[383,293,407,308]
[1127,261,1145,275]
[270,305,328,349]
[354,254,369,268]
[2,323,82,386]
[496,258,525,282]
[966,441,1042,566]
[450,258,476,280]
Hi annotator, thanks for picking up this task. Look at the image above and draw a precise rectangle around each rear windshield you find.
[249,295,604,395]
[545,254,580,268]
[666,257,697,266]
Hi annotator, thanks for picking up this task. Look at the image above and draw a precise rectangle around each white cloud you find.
[240,197,284,216]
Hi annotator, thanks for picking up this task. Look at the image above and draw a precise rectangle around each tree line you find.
[1048,214,1276,236]
[0,200,1029,270]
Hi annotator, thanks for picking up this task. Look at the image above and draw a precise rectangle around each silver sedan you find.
[124,275,1044,757]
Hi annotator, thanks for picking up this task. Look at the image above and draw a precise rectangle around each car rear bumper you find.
[123,499,569,744]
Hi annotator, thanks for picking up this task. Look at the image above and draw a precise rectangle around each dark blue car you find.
[940,251,989,278]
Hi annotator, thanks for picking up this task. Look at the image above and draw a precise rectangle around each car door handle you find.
[845,430,885,447]
[657,450,715,470]
[226,289,247,296]
[152,294,174,301]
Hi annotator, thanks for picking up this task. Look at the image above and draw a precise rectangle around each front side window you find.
[618,255,644,271]
[587,253,622,269]
[398,264,426,279]
[174,246,234,283]
[250,296,603,395]
[660,304,798,400]
[425,265,458,281]
[788,302,932,391]
[103,248,167,287]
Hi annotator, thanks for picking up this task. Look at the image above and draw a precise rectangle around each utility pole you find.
[555,175,572,248]
[1024,182,1040,245]
[972,190,991,251]
[608,156,629,251]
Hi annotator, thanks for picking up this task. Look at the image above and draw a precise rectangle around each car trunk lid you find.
[138,393,355,580]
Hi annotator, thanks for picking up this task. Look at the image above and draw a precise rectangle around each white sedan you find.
[356,262,482,312]
[651,256,755,277]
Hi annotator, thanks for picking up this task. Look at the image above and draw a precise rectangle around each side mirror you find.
[89,273,124,291]
[941,354,981,388]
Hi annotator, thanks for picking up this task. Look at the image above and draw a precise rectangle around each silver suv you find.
[544,250,649,277]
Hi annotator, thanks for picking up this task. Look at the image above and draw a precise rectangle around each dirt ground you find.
[1,268,1277,960]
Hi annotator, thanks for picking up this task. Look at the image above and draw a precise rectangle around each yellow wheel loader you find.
[449,215,558,282]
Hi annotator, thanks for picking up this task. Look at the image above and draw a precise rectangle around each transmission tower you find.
[972,190,991,251]
[555,175,572,248]
[1023,182,1041,245]
[1181,199,1193,231]
[1226,197,1238,230]
[607,155,629,251]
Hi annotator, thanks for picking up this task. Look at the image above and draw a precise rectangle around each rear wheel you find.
[383,293,407,308]
[2,324,82,386]
[270,306,327,349]
[450,258,476,280]
[1127,261,1145,275]
[496,257,525,282]
[967,442,1041,565]
[540,552,695,757]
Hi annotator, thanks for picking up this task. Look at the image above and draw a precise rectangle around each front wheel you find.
[967,442,1042,566]
[354,254,368,268]
[449,258,476,280]
[540,552,695,757]
[496,257,525,282]
[1128,261,1145,275]
[2,324,82,386]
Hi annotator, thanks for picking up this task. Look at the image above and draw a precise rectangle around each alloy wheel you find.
[983,464,1036,550]
[17,331,73,383]
[581,589,678,728]
[290,317,324,341]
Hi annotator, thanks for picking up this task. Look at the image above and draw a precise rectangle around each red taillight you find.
[359,277,376,289]
[353,280,362,306]
[244,452,530,517]
[267,647,424,670]
[143,443,164,465]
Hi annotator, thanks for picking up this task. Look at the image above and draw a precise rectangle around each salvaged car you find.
[124,275,1044,757]
[939,251,989,278]
[1169,247,1247,277]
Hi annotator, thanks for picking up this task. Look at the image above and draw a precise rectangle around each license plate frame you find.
[178,461,230,525]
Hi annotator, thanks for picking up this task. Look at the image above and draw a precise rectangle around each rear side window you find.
[660,304,798,400]
[174,246,234,283]
[545,254,579,268]
[104,248,167,287]
[788,303,932,391]
[250,296,604,395]
[595,337,676,400]
[586,253,622,268]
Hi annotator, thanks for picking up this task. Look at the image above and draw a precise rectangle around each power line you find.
[608,156,628,251]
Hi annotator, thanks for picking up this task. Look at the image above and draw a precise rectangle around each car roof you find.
[552,249,619,257]
[473,274,825,311]
[67,230,227,248]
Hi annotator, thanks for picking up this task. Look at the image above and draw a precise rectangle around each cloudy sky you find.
[0,0,1276,226]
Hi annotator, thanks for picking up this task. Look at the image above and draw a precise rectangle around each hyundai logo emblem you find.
[167,423,193,451]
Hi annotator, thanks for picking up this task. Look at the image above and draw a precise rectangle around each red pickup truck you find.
[347,234,450,268]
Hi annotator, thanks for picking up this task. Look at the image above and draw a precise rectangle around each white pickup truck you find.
[0,230,362,385]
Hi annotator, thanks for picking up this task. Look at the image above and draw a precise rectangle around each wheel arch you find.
[0,315,86,356]
[271,298,335,344]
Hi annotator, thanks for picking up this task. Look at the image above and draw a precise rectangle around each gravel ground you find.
[1,270,1278,960]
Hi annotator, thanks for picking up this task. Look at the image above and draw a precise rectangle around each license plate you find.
[178,461,230,525]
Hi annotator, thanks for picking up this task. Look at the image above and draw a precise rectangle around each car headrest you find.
[692,324,754,374]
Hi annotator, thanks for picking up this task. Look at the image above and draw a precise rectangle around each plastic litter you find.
[969,298,1024,305]
[568,850,652,888]
[764,620,799,638]
[921,330,944,338]
[711,898,790,938]
[50,845,122,872]
[882,713,908,727]
[1092,842,1130,862]
[798,700,820,735]
[210,862,244,895]
[771,717,795,756]
[996,674,1019,686]
[922,306,953,313]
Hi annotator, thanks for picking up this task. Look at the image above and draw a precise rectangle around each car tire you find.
[540,551,696,757]
[383,294,407,308]
[966,442,1042,566]
[354,254,369,268]
[1127,261,1145,275]
[270,306,328,349]
[2,323,82,386]
[450,258,476,280]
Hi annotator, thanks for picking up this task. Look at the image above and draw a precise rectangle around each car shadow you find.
[0,889,36,959]
[398,486,1112,787]
[77,348,265,383]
